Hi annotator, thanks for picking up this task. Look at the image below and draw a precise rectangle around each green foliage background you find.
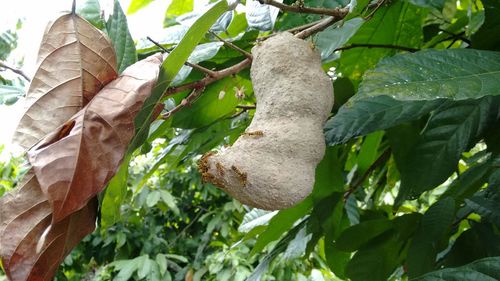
[1,0,500,280]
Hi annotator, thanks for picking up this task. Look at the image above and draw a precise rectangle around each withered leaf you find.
[28,53,163,223]
[0,169,97,281]
[13,12,118,150]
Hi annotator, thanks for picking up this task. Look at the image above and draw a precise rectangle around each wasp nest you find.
[199,32,333,210]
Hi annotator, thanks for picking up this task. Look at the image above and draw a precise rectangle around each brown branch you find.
[162,87,205,119]
[208,31,253,59]
[344,149,391,200]
[0,61,30,82]
[162,58,251,98]
[259,0,348,18]
[147,36,217,77]
[295,16,340,39]
[335,43,419,53]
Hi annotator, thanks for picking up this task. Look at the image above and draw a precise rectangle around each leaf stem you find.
[147,36,217,77]
[209,31,253,60]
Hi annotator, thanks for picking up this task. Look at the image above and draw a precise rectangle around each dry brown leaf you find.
[0,169,97,281]
[13,12,118,150]
[28,53,163,223]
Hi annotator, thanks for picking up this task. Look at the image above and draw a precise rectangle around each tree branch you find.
[208,31,253,60]
[294,16,341,39]
[259,0,348,18]
[147,36,217,77]
[0,61,30,82]
[344,149,391,200]
[236,104,256,110]
[335,43,419,53]
[162,58,251,98]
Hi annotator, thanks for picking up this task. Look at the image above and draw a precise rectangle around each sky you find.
[0,0,174,147]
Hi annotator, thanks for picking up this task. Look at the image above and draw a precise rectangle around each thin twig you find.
[364,0,386,20]
[295,16,340,39]
[236,104,256,110]
[162,58,251,98]
[259,0,348,18]
[335,43,419,53]
[209,31,252,59]
[344,149,392,200]
[147,36,217,77]
[162,86,206,119]
[0,61,30,82]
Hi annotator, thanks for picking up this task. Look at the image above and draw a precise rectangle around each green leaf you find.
[338,1,424,81]
[326,49,500,145]
[0,85,24,105]
[171,72,251,128]
[407,197,456,278]
[413,256,500,281]
[127,0,155,14]
[101,154,131,227]
[357,49,500,100]
[146,190,161,207]
[442,222,500,268]
[404,0,445,9]
[131,0,229,151]
[398,97,500,199]
[325,96,443,145]
[245,0,280,31]
[76,0,105,30]
[159,190,180,215]
[107,0,138,73]
[316,17,364,61]
[156,254,168,275]
[356,131,384,174]
[164,0,194,27]
[471,0,500,51]
[345,231,407,281]
[251,198,313,256]
[336,218,393,251]
[248,221,306,281]
[238,209,277,233]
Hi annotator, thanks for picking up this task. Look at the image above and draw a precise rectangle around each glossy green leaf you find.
[76,0,105,30]
[398,97,500,199]
[127,0,155,14]
[325,96,443,145]
[107,0,137,73]
[316,17,364,61]
[338,1,423,81]
[358,49,500,100]
[326,49,500,145]
[172,73,252,128]
[407,197,456,278]
[413,256,500,281]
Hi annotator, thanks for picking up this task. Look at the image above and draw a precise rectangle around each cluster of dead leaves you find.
[0,11,162,281]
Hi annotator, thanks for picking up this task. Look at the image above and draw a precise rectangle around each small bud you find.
[218,90,226,100]
[234,86,246,100]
